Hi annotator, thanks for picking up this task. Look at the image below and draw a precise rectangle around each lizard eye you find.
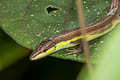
[43,49,47,52]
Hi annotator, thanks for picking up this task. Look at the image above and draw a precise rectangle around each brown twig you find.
[75,0,91,71]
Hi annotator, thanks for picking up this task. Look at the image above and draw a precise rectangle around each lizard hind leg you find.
[64,45,82,58]
[66,47,82,55]
[64,39,83,56]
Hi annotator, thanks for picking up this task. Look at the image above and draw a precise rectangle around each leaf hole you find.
[45,5,60,16]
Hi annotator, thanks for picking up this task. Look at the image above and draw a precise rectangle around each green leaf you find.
[91,25,120,80]
[77,23,120,80]
[0,0,119,62]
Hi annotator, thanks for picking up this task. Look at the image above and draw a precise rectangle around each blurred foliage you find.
[0,28,30,70]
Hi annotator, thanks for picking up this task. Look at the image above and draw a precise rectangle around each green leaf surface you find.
[1,0,119,62]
